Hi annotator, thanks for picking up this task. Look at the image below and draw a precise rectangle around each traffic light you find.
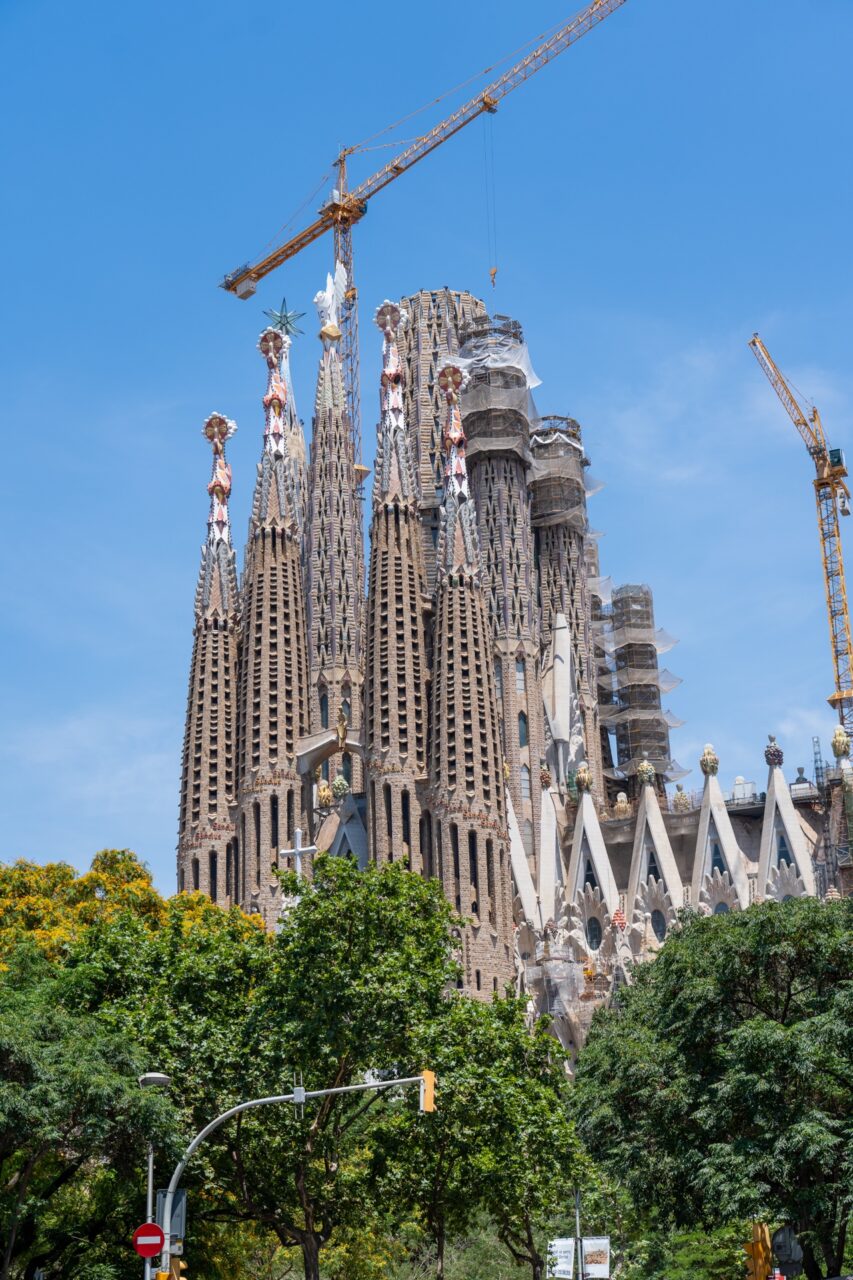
[419,1070,436,1112]
[169,1260,188,1278]
[745,1223,771,1280]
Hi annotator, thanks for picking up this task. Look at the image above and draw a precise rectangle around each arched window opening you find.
[515,658,525,694]
[494,659,503,702]
[646,847,661,882]
[191,857,200,892]
[777,832,792,867]
[711,841,726,876]
[342,751,352,785]
[319,691,329,729]
[342,698,351,724]
[209,850,218,903]
[179,867,186,893]
[287,790,294,844]
[450,824,461,912]
[401,789,411,854]
[253,802,261,887]
[270,795,279,864]
[586,916,603,951]
[518,711,529,748]
[713,901,730,915]
[475,969,482,991]
[384,784,393,843]
[521,765,531,800]
[225,844,232,899]
[651,908,667,942]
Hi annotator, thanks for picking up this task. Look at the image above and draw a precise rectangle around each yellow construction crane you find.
[749,333,853,731]
[221,0,629,459]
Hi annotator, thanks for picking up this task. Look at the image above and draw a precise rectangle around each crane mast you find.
[749,333,853,732]
[221,0,629,458]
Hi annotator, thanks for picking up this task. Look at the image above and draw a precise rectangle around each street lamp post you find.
[138,1072,171,1280]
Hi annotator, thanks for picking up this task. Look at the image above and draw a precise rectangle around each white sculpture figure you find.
[541,613,585,786]
[314,261,348,334]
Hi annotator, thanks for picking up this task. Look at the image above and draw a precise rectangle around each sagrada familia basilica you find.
[178,273,845,1053]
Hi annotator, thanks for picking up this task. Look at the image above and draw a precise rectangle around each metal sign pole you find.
[575,1188,585,1280]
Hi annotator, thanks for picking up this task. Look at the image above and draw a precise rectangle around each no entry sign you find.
[133,1222,165,1258]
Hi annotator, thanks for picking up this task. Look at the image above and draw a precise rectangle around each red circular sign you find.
[133,1222,165,1258]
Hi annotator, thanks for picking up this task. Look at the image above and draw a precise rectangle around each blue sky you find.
[1,0,851,894]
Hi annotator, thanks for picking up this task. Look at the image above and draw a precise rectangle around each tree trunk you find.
[436,1219,446,1280]
[531,1255,544,1280]
[801,1239,824,1280]
[301,1232,321,1280]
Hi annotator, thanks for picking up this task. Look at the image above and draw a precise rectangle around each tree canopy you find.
[574,897,853,1280]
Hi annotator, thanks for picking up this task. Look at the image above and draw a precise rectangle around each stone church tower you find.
[177,413,240,903]
[428,365,514,996]
[306,272,365,791]
[235,329,311,925]
[364,302,431,871]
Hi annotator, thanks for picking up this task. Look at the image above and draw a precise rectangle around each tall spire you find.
[178,413,240,906]
[252,328,306,532]
[235,330,312,927]
[429,362,513,998]
[365,302,430,867]
[195,413,239,617]
[435,365,481,579]
[306,262,365,789]
[373,300,418,507]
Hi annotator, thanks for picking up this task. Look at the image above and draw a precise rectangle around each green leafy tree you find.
[0,946,175,1280]
[373,997,583,1280]
[574,897,853,1280]
[72,854,458,1280]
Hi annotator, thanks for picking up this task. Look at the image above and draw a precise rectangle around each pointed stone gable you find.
[755,737,816,899]
[566,786,619,914]
[691,745,750,909]
[626,776,683,912]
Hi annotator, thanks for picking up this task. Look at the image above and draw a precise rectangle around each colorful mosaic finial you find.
[831,724,850,761]
[373,301,415,506]
[636,755,656,787]
[764,734,784,768]
[255,326,305,530]
[202,413,236,544]
[435,364,480,579]
[699,743,719,777]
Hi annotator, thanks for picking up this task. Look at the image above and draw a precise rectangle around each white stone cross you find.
[279,827,317,881]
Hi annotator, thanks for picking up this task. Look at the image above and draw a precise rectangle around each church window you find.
[586,916,603,951]
[319,691,329,728]
[518,712,529,748]
[287,790,294,844]
[342,697,351,724]
[711,841,726,876]
[646,847,661,882]
[468,830,479,895]
[179,867,186,893]
[209,851,218,903]
[191,857,200,892]
[713,902,730,915]
[777,833,792,867]
[402,790,411,853]
[475,969,482,991]
[450,824,461,911]
[254,803,261,888]
[342,752,352,785]
[225,843,232,898]
[435,821,443,882]
[270,796,279,862]
[384,784,393,846]
[584,858,598,891]
[515,658,526,694]
[521,765,531,800]
[651,908,667,942]
[522,820,534,856]
[494,659,503,702]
